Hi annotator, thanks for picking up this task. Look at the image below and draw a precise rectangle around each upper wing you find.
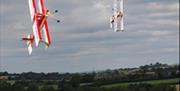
[38,0,46,14]
[116,0,124,31]
[119,0,124,31]
[38,0,51,47]
[113,0,118,32]
[113,0,124,32]
[32,20,41,46]
[29,0,41,46]
[28,0,37,21]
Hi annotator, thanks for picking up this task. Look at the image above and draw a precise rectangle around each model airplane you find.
[110,0,124,32]
[22,0,60,55]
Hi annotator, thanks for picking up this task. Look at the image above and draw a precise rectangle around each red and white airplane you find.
[22,0,60,55]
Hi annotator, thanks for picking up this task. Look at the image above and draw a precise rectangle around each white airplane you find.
[110,0,124,32]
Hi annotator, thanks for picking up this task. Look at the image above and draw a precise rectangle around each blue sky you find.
[0,0,179,73]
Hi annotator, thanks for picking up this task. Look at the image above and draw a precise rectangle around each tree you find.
[61,84,74,91]
[70,74,80,88]
[40,86,56,91]
[27,83,39,91]
[12,84,26,91]
[0,81,12,91]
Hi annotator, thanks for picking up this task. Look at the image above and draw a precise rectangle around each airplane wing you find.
[116,0,124,31]
[113,0,118,32]
[38,0,46,14]
[119,0,124,31]
[38,0,51,47]
[32,20,41,46]
[28,0,36,21]
[42,21,51,47]
[28,0,41,46]
[112,0,124,32]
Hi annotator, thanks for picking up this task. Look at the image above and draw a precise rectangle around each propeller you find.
[48,10,61,23]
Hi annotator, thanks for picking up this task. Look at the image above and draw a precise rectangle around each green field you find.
[102,78,180,88]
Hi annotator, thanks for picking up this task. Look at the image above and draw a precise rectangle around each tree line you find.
[0,62,179,91]
[0,80,176,91]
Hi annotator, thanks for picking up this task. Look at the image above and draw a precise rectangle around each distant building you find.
[176,70,179,74]
[0,76,8,80]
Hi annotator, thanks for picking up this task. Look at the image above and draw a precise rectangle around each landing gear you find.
[57,20,60,23]
[55,10,58,13]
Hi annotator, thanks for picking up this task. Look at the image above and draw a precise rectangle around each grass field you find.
[102,78,180,88]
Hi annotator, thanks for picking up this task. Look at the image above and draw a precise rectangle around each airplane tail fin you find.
[22,34,34,55]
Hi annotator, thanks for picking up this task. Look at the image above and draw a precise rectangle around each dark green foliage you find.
[27,83,38,91]
[0,63,178,91]
[150,85,176,91]
[128,83,152,91]
[12,83,26,91]
[70,74,80,88]
[60,84,74,91]
[0,81,12,91]
[40,86,56,91]
[0,80,177,91]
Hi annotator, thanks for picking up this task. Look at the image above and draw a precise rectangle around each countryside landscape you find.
[0,62,179,91]
[0,0,179,91]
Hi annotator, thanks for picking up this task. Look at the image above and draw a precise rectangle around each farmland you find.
[102,78,179,88]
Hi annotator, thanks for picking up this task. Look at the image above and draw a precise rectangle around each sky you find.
[0,0,179,73]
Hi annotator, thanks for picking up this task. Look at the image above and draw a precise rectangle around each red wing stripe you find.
[32,0,37,22]
[35,16,42,40]
[44,20,51,45]
[33,0,42,41]
[39,0,45,14]
[32,0,37,13]
[39,0,51,45]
